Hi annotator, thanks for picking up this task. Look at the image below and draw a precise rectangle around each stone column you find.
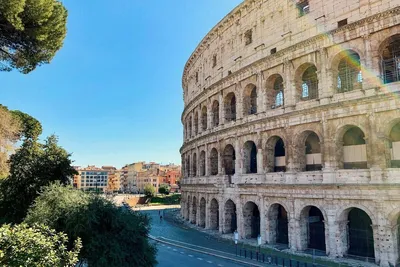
[219,197,224,233]
[362,34,378,90]
[257,72,266,114]
[283,60,296,110]
[219,92,224,126]
[237,199,244,240]
[257,148,264,174]
[236,83,244,121]
[322,117,338,183]
[260,196,267,244]
[218,144,223,176]
[205,144,209,176]
[318,48,332,105]
[289,217,299,251]
[367,112,385,182]
[335,219,349,257]
[235,138,242,176]
[325,210,338,258]
[205,196,211,229]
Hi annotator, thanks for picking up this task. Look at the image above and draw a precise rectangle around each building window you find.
[381,35,400,84]
[270,48,277,55]
[337,51,362,93]
[297,0,310,17]
[276,91,284,107]
[212,55,217,68]
[244,29,253,46]
[301,65,318,101]
[338,19,348,28]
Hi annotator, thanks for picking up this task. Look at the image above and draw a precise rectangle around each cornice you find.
[181,5,400,122]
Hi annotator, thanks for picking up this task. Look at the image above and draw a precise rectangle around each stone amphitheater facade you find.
[179,0,400,266]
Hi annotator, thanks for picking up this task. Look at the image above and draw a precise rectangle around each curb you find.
[149,235,266,267]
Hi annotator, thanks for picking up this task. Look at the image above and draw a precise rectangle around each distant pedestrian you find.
[159,215,163,222]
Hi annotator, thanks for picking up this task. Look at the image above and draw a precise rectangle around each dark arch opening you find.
[199,198,206,228]
[381,35,400,84]
[342,127,367,169]
[210,148,219,175]
[300,206,326,252]
[224,200,237,234]
[212,100,220,127]
[268,204,289,245]
[305,132,322,171]
[225,93,237,122]
[390,122,400,168]
[192,153,197,177]
[275,138,286,172]
[210,199,219,230]
[243,202,260,239]
[224,145,235,175]
[201,107,208,131]
[244,141,257,174]
[347,208,375,259]
[191,197,197,224]
[199,151,206,176]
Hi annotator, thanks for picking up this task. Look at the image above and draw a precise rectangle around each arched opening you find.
[243,84,257,115]
[268,204,289,245]
[210,148,219,176]
[223,144,235,175]
[199,198,206,228]
[381,35,400,84]
[304,132,322,171]
[191,197,197,224]
[243,141,257,174]
[339,208,375,259]
[243,201,260,239]
[186,196,191,221]
[265,136,286,172]
[390,122,400,168]
[201,106,208,131]
[210,198,219,230]
[199,151,206,176]
[188,116,192,138]
[299,206,326,252]
[337,51,362,92]
[266,74,284,109]
[212,100,220,127]
[194,112,199,135]
[300,65,318,101]
[192,153,197,177]
[185,155,191,178]
[225,93,237,122]
[342,126,367,169]
[224,199,237,234]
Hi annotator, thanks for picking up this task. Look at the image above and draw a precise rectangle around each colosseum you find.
[180,0,400,266]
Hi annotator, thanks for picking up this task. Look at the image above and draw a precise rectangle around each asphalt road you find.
[155,242,246,267]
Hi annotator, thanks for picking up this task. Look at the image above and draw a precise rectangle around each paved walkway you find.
[132,205,181,211]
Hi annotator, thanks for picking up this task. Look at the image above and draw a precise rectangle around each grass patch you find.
[150,194,181,205]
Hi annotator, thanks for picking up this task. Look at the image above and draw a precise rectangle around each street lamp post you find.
[234,230,239,256]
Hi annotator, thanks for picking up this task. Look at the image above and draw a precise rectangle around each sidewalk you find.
[131,205,180,211]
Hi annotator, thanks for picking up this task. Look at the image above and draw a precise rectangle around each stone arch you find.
[266,74,284,109]
[299,205,326,252]
[388,119,400,168]
[295,63,318,101]
[337,207,376,259]
[330,50,363,93]
[199,197,206,228]
[224,92,237,122]
[188,115,193,138]
[209,198,219,230]
[243,141,257,174]
[379,34,400,84]
[212,100,220,127]
[243,83,257,116]
[210,148,219,175]
[243,201,260,239]
[265,136,286,172]
[199,150,206,176]
[192,153,197,177]
[194,111,199,135]
[267,203,289,245]
[185,154,191,178]
[337,125,368,169]
[191,196,197,224]
[201,106,208,131]
[223,144,235,175]
[223,199,237,234]
[388,208,400,265]
[296,130,322,171]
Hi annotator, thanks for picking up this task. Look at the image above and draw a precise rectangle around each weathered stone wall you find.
[180,1,400,266]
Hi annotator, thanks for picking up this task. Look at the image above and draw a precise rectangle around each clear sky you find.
[0,0,242,169]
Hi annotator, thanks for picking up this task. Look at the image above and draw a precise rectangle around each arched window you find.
[381,35,400,84]
[243,85,257,116]
[192,153,197,177]
[201,106,207,131]
[342,127,367,169]
[267,75,284,109]
[199,151,206,176]
[301,66,318,100]
[389,122,400,168]
[188,116,192,138]
[224,145,236,175]
[243,141,257,174]
[212,101,220,127]
[210,148,219,175]
[337,52,362,93]
[194,112,199,136]
[225,93,236,122]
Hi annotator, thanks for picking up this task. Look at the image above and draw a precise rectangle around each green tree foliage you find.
[158,184,170,196]
[0,0,68,73]
[0,135,77,223]
[0,223,81,267]
[26,184,157,267]
[11,110,43,140]
[144,184,156,198]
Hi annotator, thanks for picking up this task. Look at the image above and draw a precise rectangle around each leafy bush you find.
[144,184,156,198]
[158,184,170,196]
[0,223,81,267]
[25,184,157,267]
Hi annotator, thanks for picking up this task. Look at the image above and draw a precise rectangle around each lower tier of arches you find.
[181,188,400,267]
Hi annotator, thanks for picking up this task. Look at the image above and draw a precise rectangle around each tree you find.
[158,184,170,196]
[0,223,81,267]
[144,184,156,198]
[0,0,68,73]
[25,184,157,267]
[11,110,43,140]
[0,135,77,223]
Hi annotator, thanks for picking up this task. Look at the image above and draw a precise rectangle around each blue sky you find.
[1,0,242,168]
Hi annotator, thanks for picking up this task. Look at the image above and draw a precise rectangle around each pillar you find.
[283,60,296,110]
[367,112,386,182]
[260,197,267,244]
[257,72,266,113]
[257,148,264,174]
[219,91,224,126]
[322,117,338,183]
[318,48,333,104]
[235,138,242,175]
[205,144,209,176]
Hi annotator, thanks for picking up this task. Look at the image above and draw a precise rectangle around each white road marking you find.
[197,257,203,261]
[188,254,194,257]
[173,249,177,251]
[167,246,171,249]
[180,251,185,254]
[161,244,165,246]
[207,261,213,264]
